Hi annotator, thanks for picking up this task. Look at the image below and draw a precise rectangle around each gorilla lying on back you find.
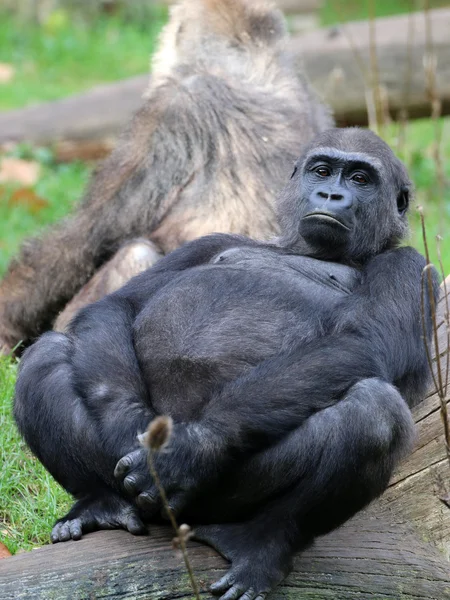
[15,129,439,600]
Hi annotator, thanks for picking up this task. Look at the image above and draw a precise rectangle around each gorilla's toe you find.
[210,563,274,600]
[51,518,82,543]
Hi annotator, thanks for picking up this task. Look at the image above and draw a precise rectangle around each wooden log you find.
[292,7,450,126]
[0,76,148,160]
[1,515,450,600]
[1,8,450,158]
[379,275,450,559]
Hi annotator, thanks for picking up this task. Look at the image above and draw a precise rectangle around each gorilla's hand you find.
[114,425,211,517]
[114,448,161,512]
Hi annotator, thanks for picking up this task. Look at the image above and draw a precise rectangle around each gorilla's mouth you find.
[303,212,350,230]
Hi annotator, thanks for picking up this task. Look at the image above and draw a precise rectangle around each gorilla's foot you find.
[51,493,147,543]
[194,524,292,600]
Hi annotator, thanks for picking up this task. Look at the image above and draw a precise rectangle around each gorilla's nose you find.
[312,188,353,209]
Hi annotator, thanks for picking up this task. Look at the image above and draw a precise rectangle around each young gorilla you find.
[14,129,439,600]
[0,0,332,353]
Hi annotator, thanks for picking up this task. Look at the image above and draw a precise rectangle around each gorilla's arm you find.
[119,246,439,509]
[205,247,439,441]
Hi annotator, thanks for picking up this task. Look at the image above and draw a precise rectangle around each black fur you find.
[14,129,439,600]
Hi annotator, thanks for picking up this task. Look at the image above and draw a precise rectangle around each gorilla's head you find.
[277,128,411,265]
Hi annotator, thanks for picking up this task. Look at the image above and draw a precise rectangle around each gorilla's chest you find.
[136,247,361,356]
[134,247,361,416]
[210,246,361,305]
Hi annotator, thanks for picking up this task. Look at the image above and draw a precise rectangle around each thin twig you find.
[436,240,450,398]
[397,3,415,155]
[146,450,201,599]
[419,210,450,467]
[423,0,445,235]
[368,0,384,134]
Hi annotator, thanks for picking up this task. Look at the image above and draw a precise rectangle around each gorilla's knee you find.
[54,239,162,332]
[115,239,162,268]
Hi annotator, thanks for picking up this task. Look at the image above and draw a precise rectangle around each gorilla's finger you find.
[125,513,148,536]
[211,572,236,594]
[161,491,189,519]
[69,519,83,541]
[114,450,144,480]
[50,523,62,544]
[57,522,71,542]
[123,472,149,496]
[136,490,159,510]
[218,583,246,600]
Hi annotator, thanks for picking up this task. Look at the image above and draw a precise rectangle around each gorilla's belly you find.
[134,252,360,417]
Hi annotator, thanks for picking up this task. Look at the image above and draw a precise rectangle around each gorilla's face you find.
[295,148,381,254]
[277,129,411,265]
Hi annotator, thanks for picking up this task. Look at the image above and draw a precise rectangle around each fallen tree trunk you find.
[293,7,450,126]
[1,515,450,600]
[1,278,449,598]
[379,275,450,560]
[1,8,450,159]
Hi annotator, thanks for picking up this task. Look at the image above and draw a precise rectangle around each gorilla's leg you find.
[14,303,154,541]
[54,239,162,332]
[194,379,415,600]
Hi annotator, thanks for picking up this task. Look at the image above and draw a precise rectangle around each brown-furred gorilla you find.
[0,0,332,353]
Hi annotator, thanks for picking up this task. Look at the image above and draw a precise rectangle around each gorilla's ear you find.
[397,186,410,215]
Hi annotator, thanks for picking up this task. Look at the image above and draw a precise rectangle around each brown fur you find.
[0,0,332,352]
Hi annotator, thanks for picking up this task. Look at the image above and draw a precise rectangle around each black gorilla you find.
[14,128,439,600]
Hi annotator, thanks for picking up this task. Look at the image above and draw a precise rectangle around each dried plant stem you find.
[147,450,201,600]
[436,243,450,399]
[327,1,387,134]
[368,0,384,134]
[419,211,450,467]
[423,0,445,236]
[397,4,415,155]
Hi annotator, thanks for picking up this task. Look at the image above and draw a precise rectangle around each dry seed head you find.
[146,416,173,451]
[173,524,194,549]
[179,524,192,539]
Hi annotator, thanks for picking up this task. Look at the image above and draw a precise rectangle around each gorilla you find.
[14,128,439,600]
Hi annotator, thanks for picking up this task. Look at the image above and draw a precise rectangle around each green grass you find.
[0,153,91,274]
[0,7,167,110]
[321,0,450,25]
[383,118,450,273]
[0,1,450,556]
[0,356,71,554]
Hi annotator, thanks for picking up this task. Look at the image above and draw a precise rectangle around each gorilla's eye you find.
[351,173,369,185]
[315,166,330,177]
[397,188,409,214]
[290,166,298,179]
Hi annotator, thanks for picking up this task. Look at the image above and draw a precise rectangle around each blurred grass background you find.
[0,0,449,554]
